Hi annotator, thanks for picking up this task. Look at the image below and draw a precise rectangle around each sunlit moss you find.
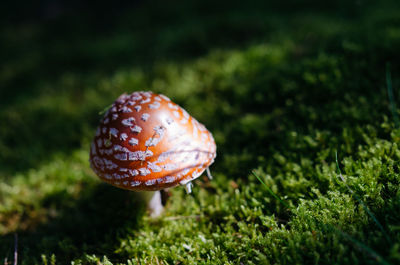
[1,0,400,264]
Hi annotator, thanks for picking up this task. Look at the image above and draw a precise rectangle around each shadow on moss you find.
[1,183,147,263]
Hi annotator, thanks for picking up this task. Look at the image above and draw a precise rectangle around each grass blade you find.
[386,62,399,128]
[251,170,291,209]
[98,103,113,116]
[332,226,391,265]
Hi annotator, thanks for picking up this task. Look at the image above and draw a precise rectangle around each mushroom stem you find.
[206,167,213,180]
[148,189,170,217]
[148,190,164,217]
[185,182,193,194]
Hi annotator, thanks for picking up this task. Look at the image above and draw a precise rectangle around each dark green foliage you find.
[1,0,400,264]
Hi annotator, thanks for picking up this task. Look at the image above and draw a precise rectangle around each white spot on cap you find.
[139,168,151,176]
[173,111,180,118]
[145,137,160,147]
[193,123,199,138]
[128,151,147,161]
[104,159,118,169]
[149,101,161,109]
[160,94,170,101]
[134,105,141,112]
[180,178,191,185]
[112,113,118,120]
[93,156,103,167]
[113,145,123,151]
[142,91,152,98]
[181,109,190,119]
[182,168,190,175]
[168,103,178,110]
[122,117,135,127]
[129,169,139,176]
[114,153,128,161]
[157,152,170,163]
[131,94,142,101]
[191,170,202,179]
[154,125,165,136]
[155,96,162,101]
[163,176,176,183]
[141,113,150,121]
[128,137,139,146]
[198,123,207,132]
[156,178,164,184]
[116,94,129,103]
[110,128,118,137]
[145,179,156,186]
[120,133,128,141]
[130,125,142,133]
[97,138,103,148]
[121,106,132,113]
[120,168,128,172]
[147,162,162,172]
[102,127,107,134]
[131,181,141,187]
[103,117,110,124]
[163,164,178,171]
[140,98,151,104]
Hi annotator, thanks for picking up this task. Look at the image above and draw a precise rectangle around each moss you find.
[1,0,400,264]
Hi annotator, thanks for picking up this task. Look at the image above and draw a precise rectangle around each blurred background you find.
[1,0,398,176]
[1,0,400,263]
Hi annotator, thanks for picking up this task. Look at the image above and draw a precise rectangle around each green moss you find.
[1,0,400,264]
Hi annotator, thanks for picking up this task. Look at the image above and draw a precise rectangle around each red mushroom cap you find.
[89,91,217,191]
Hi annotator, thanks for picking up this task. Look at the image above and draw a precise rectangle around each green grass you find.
[1,0,400,264]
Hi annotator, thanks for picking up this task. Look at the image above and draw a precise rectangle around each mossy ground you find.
[1,0,400,264]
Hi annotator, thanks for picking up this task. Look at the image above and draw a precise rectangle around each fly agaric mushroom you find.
[89,91,216,216]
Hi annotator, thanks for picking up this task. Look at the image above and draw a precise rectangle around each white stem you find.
[206,167,213,180]
[185,182,193,194]
[148,190,164,218]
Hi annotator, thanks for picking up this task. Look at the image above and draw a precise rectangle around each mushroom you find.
[89,91,216,216]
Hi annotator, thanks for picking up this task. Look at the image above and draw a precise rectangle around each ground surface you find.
[1,0,400,264]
